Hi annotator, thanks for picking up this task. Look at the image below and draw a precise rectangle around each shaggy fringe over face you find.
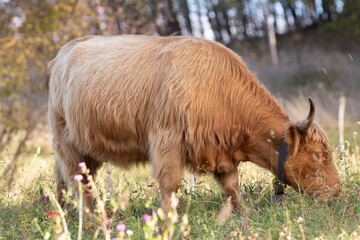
[284,121,332,163]
[301,122,333,162]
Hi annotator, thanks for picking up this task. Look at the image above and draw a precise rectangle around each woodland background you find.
[1,0,360,149]
[1,0,360,146]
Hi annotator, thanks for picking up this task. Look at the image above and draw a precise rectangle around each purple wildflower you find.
[116,223,126,231]
[112,238,120,240]
[142,214,151,222]
[14,192,17,196]
[242,217,249,229]
[152,209,157,216]
[78,162,86,168]
[354,131,358,136]
[74,174,83,182]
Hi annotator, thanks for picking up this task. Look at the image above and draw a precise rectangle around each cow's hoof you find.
[270,194,285,204]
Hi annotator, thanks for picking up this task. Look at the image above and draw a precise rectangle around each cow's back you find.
[47,35,259,165]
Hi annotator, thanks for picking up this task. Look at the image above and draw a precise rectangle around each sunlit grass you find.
[0,128,360,239]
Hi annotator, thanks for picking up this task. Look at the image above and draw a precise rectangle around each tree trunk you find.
[108,0,123,34]
[205,0,223,42]
[220,0,232,41]
[289,3,301,30]
[195,0,204,36]
[211,0,224,42]
[167,0,181,34]
[263,4,279,65]
[281,1,293,31]
[180,0,192,34]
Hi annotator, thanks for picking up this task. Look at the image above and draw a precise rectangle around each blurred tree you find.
[206,0,224,42]
[0,0,99,140]
[194,0,205,36]
[322,0,360,37]
[179,0,193,34]
[321,0,336,21]
[157,0,181,35]
[0,0,101,185]
[105,0,159,35]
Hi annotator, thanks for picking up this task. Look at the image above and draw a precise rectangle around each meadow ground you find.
[0,125,359,240]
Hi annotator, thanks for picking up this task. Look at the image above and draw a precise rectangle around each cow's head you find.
[283,99,342,197]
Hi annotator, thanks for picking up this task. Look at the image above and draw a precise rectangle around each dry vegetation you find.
[0,115,359,239]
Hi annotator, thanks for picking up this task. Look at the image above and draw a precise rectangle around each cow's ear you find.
[284,122,301,159]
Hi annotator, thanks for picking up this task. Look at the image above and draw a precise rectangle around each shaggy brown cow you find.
[47,35,341,212]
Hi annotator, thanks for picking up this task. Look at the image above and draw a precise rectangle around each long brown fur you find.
[47,35,341,213]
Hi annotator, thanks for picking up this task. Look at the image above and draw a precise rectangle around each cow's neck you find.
[245,106,289,176]
[231,74,290,175]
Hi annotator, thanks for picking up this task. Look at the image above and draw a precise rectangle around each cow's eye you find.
[311,152,323,162]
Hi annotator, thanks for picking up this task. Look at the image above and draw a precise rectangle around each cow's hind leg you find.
[214,167,241,211]
[81,154,103,212]
[55,157,67,207]
[53,136,102,213]
[149,130,183,213]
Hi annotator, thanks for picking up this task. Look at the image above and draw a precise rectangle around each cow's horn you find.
[297,98,315,134]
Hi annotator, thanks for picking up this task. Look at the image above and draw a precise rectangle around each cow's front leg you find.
[149,130,183,213]
[157,165,182,213]
[214,167,241,211]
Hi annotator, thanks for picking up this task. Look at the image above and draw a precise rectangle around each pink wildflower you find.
[74,174,83,181]
[142,214,151,222]
[116,223,126,231]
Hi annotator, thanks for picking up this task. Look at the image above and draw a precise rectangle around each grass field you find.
[0,125,359,239]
